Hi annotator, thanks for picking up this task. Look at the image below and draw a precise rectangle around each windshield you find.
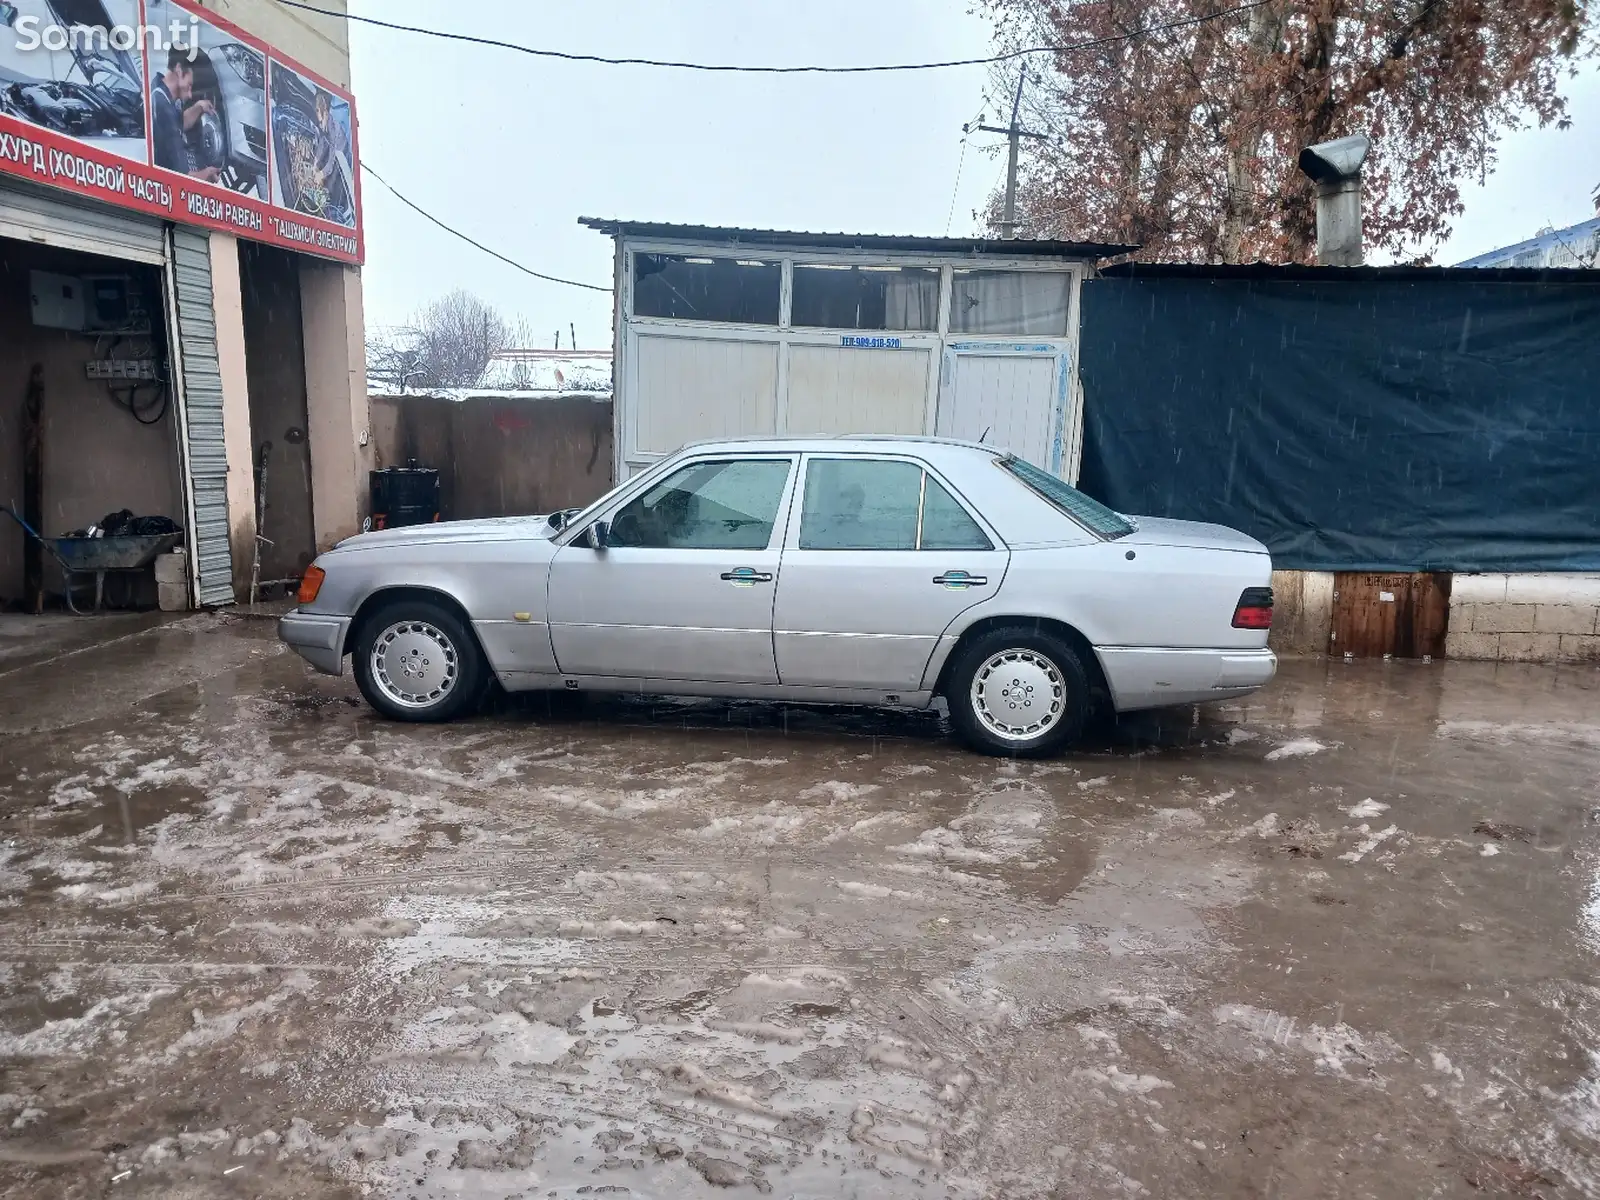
[1000,456,1137,540]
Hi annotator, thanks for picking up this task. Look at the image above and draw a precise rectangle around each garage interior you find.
[239,242,316,593]
[0,236,184,614]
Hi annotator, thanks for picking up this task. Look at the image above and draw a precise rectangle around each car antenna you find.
[978,426,990,444]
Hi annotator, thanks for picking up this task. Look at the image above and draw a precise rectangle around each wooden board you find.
[1330,572,1452,659]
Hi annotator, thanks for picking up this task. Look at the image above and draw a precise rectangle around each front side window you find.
[799,458,993,551]
[608,459,791,550]
[1002,455,1136,539]
[632,254,780,324]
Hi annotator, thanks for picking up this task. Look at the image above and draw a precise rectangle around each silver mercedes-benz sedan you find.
[279,437,1276,757]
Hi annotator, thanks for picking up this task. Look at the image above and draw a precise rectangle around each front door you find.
[938,344,1069,473]
[547,456,797,683]
[772,455,1009,691]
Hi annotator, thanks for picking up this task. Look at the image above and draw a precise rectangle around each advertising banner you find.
[0,0,362,263]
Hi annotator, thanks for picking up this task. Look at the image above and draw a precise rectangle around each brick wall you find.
[1445,574,1600,663]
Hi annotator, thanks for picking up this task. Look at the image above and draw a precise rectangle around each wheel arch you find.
[344,586,482,658]
[933,615,1112,704]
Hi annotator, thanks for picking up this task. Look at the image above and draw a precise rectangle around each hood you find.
[335,515,556,551]
[1120,516,1268,555]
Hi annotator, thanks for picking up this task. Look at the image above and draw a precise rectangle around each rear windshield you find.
[1000,457,1137,540]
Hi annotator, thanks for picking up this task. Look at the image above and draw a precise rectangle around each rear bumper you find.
[1096,646,1276,712]
[278,610,350,676]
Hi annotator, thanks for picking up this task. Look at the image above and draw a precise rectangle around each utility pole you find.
[979,69,1051,239]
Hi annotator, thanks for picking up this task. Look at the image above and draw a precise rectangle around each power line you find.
[944,135,969,237]
[361,162,612,292]
[277,0,1270,75]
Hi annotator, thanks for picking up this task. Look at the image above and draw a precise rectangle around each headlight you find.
[217,43,265,90]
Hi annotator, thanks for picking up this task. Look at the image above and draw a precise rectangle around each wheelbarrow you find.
[1,506,182,614]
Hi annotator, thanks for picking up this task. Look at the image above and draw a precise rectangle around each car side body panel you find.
[280,436,1278,720]
[295,530,561,681]
[920,539,1275,709]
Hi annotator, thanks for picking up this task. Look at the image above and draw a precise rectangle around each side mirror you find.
[546,510,568,533]
[585,520,610,551]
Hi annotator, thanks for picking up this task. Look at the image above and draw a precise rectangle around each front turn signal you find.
[297,566,326,606]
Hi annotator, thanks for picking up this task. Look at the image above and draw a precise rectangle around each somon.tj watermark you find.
[11,15,201,59]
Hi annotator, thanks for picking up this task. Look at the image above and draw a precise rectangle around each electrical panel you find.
[28,271,152,334]
[29,271,85,331]
[82,275,152,334]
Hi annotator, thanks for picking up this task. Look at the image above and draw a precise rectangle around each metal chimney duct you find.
[1297,135,1371,266]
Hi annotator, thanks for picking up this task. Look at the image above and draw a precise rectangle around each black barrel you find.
[370,461,440,529]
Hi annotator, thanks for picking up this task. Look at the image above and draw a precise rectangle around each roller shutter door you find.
[0,178,166,264]
[167,227,236,606]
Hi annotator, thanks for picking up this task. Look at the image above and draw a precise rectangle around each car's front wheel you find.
[945,627,1090,757]
[352,600,485,722]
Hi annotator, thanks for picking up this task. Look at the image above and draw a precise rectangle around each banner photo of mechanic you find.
[143,0,266,196]
[268,57,354,229]
[0,0,148,163]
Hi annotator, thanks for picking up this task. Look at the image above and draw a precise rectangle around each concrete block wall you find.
[1445,574,1600,663]
[1269,570,1334,657]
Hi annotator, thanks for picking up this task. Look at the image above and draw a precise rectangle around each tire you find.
[944,626,1091,758]
[351,600,486,723]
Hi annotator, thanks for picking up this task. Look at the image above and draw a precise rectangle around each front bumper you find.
[278,610,351,676]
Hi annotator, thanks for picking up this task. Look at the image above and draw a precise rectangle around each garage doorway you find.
[0,235,184,612]
[239,243,316,592]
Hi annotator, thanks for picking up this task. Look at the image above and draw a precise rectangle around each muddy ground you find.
[0,613,1597,1199]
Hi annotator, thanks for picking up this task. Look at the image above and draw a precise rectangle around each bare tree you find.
[980,0,1592,264]
[365,324,429,391]
[365,290,514,392]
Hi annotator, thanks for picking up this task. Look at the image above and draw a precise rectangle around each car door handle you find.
[720,568,774,585]
[934,571,988,588]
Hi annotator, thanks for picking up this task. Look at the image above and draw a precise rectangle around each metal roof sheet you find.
[1095,261,1600,283]
[578,217,1135,260]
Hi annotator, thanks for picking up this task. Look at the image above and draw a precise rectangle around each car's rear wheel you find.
[352,600,485,723]
[945,626,1090,757]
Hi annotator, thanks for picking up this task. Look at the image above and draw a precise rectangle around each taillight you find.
[1233,586,1274,629]
[297,566,326,606]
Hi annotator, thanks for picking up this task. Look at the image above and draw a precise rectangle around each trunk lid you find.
[1121,516,1268,556]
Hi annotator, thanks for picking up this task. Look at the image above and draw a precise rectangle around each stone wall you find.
[1269,570,1334,657]
[1445,574,1600,664]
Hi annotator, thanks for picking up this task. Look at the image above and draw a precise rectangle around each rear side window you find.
[799,458,994,551]
[799,459,921,550]
[1001,456,1136,539]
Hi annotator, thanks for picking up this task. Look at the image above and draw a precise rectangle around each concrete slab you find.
[0,622,1596,1198]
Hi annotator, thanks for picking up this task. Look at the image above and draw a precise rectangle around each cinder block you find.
[157,582,189,612]
[1454,603,1477,631]
[1472,603,1537,634]
[1559,634,1600,664]
[1533,605,1599,636]
[1504,574,1600,605]
[1497,633,1563,663]
[1451,573,1509,604]
[153,550,187,585]
[1444,631,1500,661]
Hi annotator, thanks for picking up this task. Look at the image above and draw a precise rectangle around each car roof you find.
[676,434,1006,459]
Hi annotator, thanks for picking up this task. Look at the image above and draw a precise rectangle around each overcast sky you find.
[347,0,1600,348]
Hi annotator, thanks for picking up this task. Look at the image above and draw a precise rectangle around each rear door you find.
[771,455,1009,691]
